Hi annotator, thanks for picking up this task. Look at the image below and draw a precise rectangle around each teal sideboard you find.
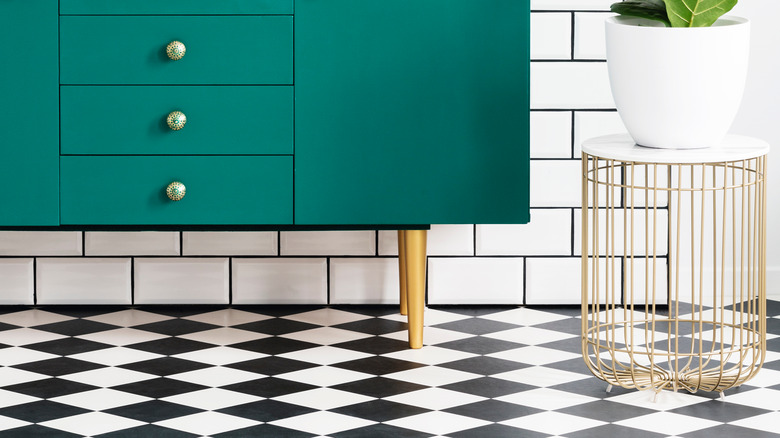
[0,0,530,347]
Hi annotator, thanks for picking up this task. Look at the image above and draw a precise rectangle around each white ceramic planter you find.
[605,16,750,149]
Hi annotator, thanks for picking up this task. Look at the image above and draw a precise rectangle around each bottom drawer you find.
[61,156,292,225]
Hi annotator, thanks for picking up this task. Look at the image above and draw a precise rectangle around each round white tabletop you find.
[582,134,770,164]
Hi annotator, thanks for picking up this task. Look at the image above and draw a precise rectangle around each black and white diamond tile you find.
[0,302,779,437]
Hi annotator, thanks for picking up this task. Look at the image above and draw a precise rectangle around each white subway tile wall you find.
[0,5,641,305]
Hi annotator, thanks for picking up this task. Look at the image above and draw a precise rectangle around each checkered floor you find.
[0,302,779,438]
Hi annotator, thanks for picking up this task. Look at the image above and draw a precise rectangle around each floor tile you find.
[384,387,486,410]
[718,387,780,410]
[430,318,520,335]
[606,389,712,411]
[226,356,318,375]
[330,377,428,398]
[119,356,211,376]
[381,326,475,345]
[434,336,524,355]
[154,411,261,436]
[384,365,481,387]
[133,319,220,336]
[497,387,599,410]
[212,423,316,438]
[161,387,263,410]
[216,399,317,423]
[684,423,780,438]
[332,318,408,335]
[668,398,772,423]
[0,328,67,346]
[332,336,410,355]
[11,356,103,376]
[331,355,427,375]
[22,337,112,355]
[40,411,146,436]
[182,308,273,326]
[500,411,607,436]
[439,376,537,398]
[60,367,157,387]
[172,346,268,365]
[0,389,40,409]
[330,399,431,422]
[272,387,374,410]
[0,310,74,327]
[1,378,99,399]
[95,424,200,438]
[331,423,431,438]
[487,345,584,365]
[282,308,372,326]
[380,345,478,365]
[482,307,570,326]
[104,400,202,423]
[277,345,373,365]
[269,411,377,436]
[0,416,32,433]
[565,423,666,438]
[0,367,49,387]
[275,365,373,387]
[0,400,89,423]
[84,309,174,327]
[443,399,544,422]
[728,411,780,434]
[234,318,320,336]
[50,388,152,411]
[231,336,320,355]
[0,347,58,366]
[483,325,578,345]
[437,355,528,375]
[111,377,209,399]
[281,327,373,345]
[75,327,169,346]
[221,377,319,398]
[68,346,164,366]
[32,319,120,336]
[384,411,491,436]
[492,365,590,387]
[177,327,271,345]
[167,366,262,387]
[0,424,81,438]
[615,412,723,435]
[121,337,214,355]
[449,423,548,438]
[558,399,658,422]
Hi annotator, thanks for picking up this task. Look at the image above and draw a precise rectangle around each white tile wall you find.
[233,258,327,304]
[476,209,571,256]
[0,259,34,305]
[530,112,572,158]
[527,257,615,304]
[85,232,180,256]
[36,258,131,305]
[183,232,277,256]
[625,257,669,306]
[0,2,677,306]
[330,258,400,304]
[574,208,669,257]
[377,225,474,256]
[0,232,82,256]
[532,0,614,10]
[134,258,229,304]
[530,13,572,60]
[280,231,375,256]
[531,62,614,109]
[428,258,524,305]
[574,13,613,59]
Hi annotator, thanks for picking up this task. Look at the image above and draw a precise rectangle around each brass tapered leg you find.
[402,229,427,349]
[398,230,408,316]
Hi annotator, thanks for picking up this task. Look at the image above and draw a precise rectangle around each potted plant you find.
[606,0,749,149]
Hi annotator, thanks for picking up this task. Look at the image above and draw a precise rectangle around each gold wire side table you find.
[581,134,769,397]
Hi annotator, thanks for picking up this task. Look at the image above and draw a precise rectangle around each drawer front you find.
[61,16,292,85]
[61,86,293,155]
[61,156,293,225]
[61,0,293,15]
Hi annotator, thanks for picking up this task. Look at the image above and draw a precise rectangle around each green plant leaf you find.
[664,0,738,27]
[611,0,671,27]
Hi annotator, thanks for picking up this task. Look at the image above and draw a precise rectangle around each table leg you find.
[401,229,427,349]
[398,230,408,316]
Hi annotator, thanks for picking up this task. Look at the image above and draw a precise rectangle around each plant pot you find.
[605,16,750,149]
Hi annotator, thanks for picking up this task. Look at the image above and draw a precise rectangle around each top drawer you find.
[60,16,292,85]
[60,0,293,15]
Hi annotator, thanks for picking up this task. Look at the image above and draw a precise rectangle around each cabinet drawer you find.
[61,156,293,225]
[61,86,293,155]
[60,16,292,85]
[61,0,292,15]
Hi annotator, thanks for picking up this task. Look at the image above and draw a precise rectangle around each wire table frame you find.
[580,134,769,396]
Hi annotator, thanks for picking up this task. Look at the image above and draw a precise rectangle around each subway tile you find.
[233,258,327,305]
[531,62,614,109]
[574,111,627,156]
[0,259,34,305]
[37,258,131,305]
[532,0,613,10]
[476,209,571,256]
[574,12,613,59]
[530,160,582,207]
[330,258,400,305]
[530,111,572,158]
[134,258,229,304]
[428,258,524,305]
[85,232,180,256]
[0,232,82,256]
[378,225,474,256]
[531,13,571,60]
[527,257,615,304]
[625,257,668,306]
[280,231,375,256]
[574,208,669,256]
[183,232,277,256]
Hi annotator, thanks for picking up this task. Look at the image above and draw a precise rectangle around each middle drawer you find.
[60,15,292,85]
[61,86,293,155]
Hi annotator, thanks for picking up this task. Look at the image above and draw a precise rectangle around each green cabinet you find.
[1,0,529,228]
[0,0,59,226]
[294,0,529,225]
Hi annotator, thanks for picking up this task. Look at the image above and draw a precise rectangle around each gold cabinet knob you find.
[166,181,186,201]
[166,40,186,60]
[166,111,187,130]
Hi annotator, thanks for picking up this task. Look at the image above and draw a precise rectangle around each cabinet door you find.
[0,0,59,225]
[295,0,529,225]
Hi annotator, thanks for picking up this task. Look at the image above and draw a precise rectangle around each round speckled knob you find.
[166,40,186,60]
[166,181,186,201]
[166,111,187,131]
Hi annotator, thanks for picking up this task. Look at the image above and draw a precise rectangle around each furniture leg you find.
[403,229,427,349]
[398,230,408,316]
